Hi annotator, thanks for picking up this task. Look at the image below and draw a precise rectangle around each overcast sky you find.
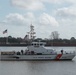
[0,0,76,39]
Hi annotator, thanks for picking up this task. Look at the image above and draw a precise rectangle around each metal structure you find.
[27,24,36,40]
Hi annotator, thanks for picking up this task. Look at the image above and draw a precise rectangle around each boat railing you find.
[57,50,76,54]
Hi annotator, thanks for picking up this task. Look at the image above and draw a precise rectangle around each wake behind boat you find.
[0,24,75,61]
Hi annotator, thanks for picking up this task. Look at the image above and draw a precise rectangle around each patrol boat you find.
[0,24,75,61]
[0,41,75,61]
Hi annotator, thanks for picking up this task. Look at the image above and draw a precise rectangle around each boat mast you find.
[27,24,36,40]
[26,24,36,50]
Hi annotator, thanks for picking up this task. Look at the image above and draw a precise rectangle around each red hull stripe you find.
[56,54,62,60]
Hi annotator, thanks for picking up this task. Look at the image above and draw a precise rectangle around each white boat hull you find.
[0,54,75,61]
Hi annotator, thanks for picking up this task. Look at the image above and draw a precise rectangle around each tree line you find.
[0,31,76,46]
[0,36,76,46]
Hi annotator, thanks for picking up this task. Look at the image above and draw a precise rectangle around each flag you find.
[3,29,7,34]
[24,35,29,40]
